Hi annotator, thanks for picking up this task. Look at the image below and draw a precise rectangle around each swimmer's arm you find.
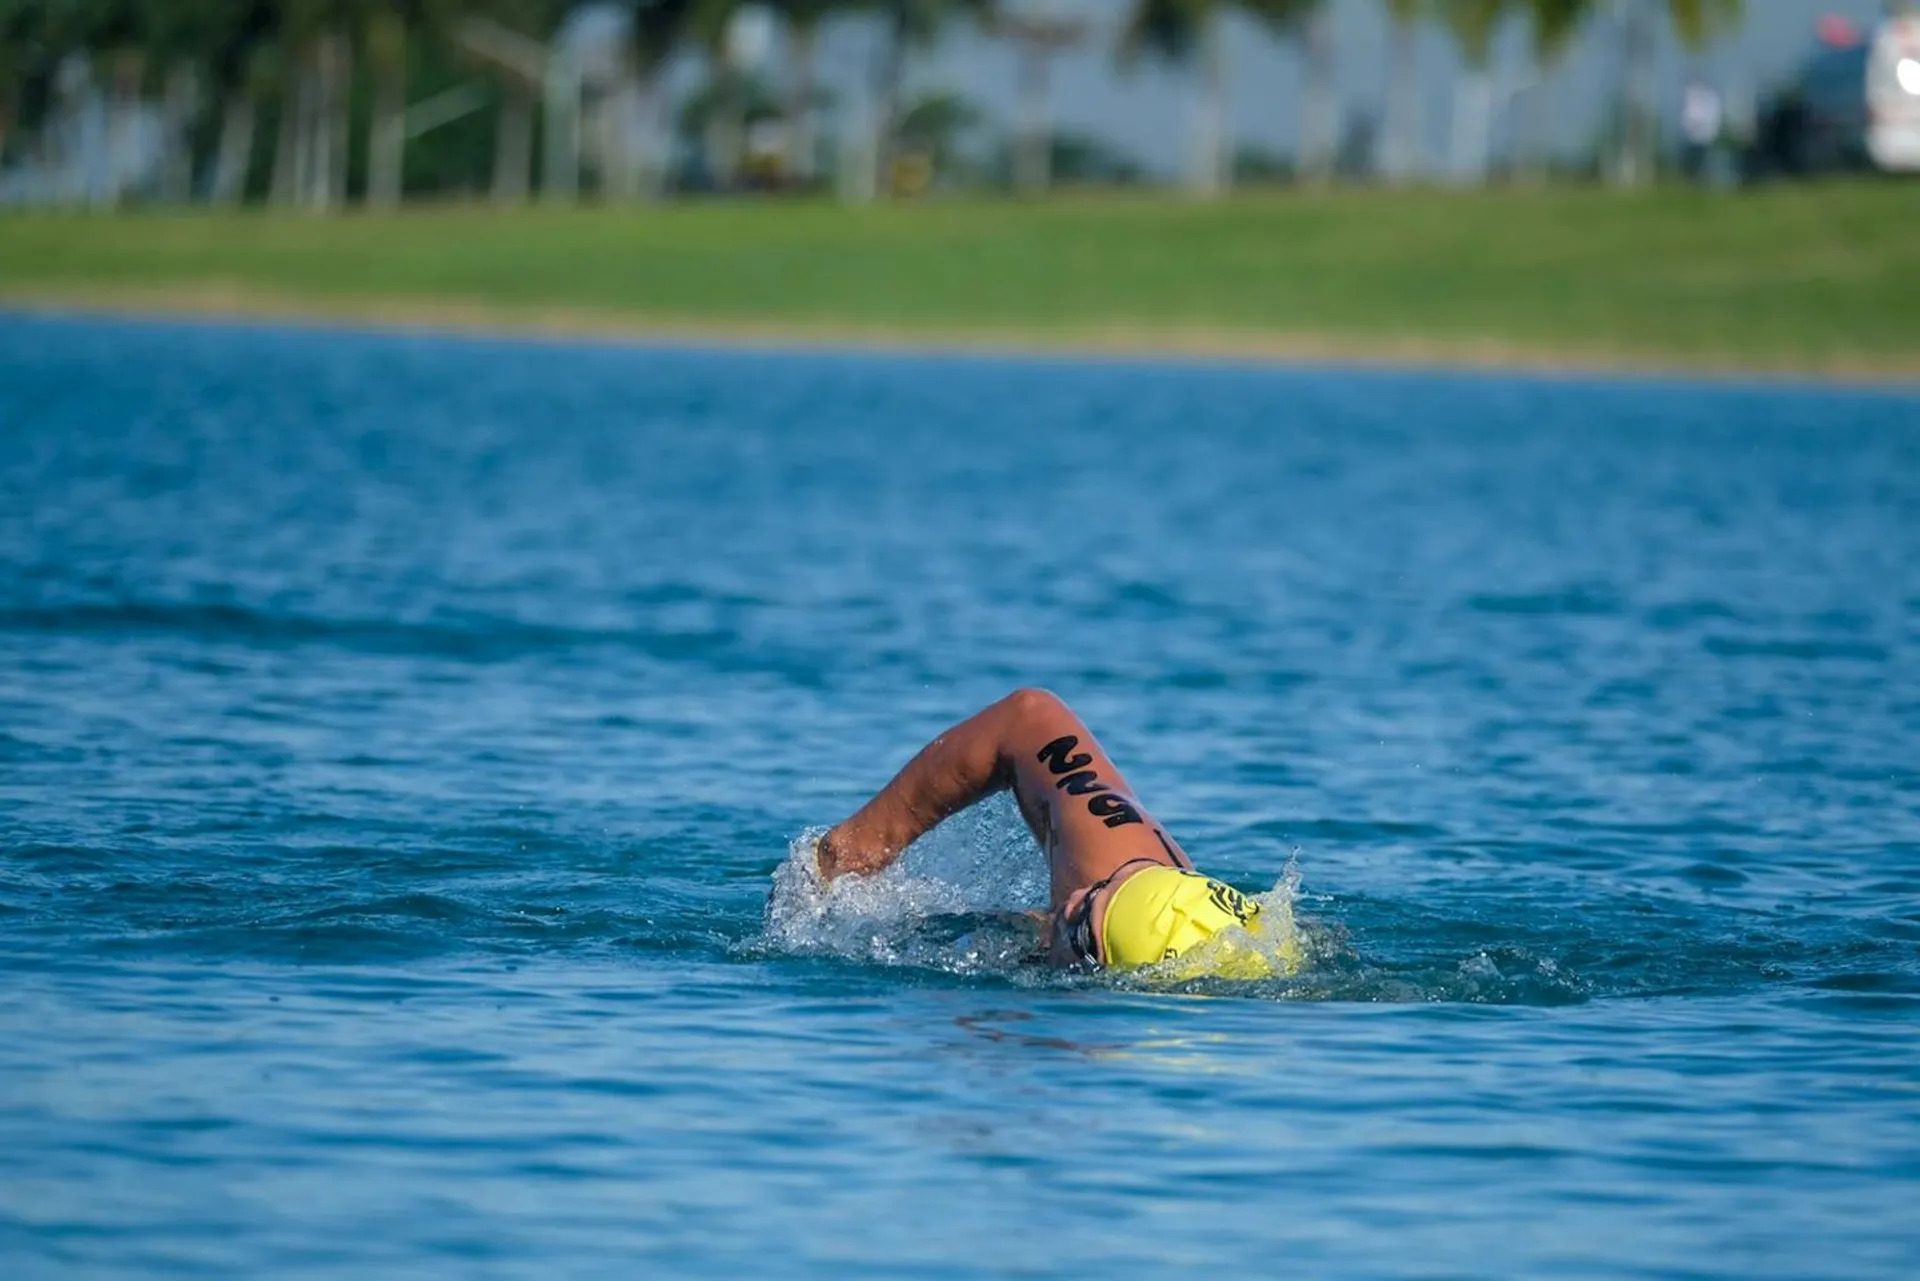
[817,688,1064,880]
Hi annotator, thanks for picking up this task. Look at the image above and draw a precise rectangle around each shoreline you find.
[6,283,1918,390]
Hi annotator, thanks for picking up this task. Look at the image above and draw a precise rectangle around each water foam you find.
[752,811,1314,990]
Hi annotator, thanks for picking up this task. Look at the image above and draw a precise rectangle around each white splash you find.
[754,817,1313,988]
[760,827,953,957]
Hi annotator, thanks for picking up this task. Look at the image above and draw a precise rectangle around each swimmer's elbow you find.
[999,686,1071,726]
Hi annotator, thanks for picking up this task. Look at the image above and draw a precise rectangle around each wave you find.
[1702,635,1891,663]
[0,596,797,670]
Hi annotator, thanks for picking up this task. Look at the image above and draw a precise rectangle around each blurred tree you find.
[66,0,158,205]
[989,4,1088,197]
[190,2,282,206]
[894,86,979,187]
[319,1,362,208]
[0,0,52,164]
[1044,127,1146,186]
[144,4,208,201]
[862,0,992,198]
[1519,0,1592,182]
[365,2,463,210]
[673,65,783,185]
[630,0,700,75]
[771,0,838,185]
[1614,0,1740,185]
[465,0,571,205]
[267,0,363,210]
[622,0,701,198]
[1120,0,1321,198]
[1232,139,1294,182]
[686,0,767,190]
[1379,0,1423,183]
[1294,0,1336,185]
[1438,0,1514,183]
[267,8,305,204]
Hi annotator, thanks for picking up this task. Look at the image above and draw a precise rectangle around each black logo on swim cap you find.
[1205,880,1258,925]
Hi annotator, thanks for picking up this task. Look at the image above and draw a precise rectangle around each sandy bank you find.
[5,282,1916,388]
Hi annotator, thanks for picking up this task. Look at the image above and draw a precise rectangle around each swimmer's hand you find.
[814,830,847,880]
[814,828,892,881]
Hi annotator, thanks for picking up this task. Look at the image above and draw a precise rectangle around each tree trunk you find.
[1300,6,1336,185]
[642,75,671,199]
[604,70,642,201]
[542,55,580,203]
[1516,72,1544,184]
[1014,37,1050,197]
[160,66,197,203]
[787,20,819,184]
[305,43,331,208]
[1383,18,1419,183]
[871,12,905,198]
[270,67,302,205]
[705,63,743,190]
[103,51,146,208]
[0,79,15,165]
[328,34,352,208]
[304,32,353,210]
[1190,13,1227,198]
[367,20,406,211]
[1615,0,1656,186]
[492,82,535,205]
[1450,67,1492,185]
[728,83,749,189]
[212,90,257,204]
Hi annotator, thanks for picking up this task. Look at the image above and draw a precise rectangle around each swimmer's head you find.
[1100,866,1298,980]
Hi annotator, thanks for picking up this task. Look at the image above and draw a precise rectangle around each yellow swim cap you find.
[1100,866,1298,980]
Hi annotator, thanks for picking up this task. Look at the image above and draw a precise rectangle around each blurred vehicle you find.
[1765,13,1920,175]
[1864,12,1920,171]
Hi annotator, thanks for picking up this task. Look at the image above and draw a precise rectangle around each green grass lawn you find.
[2,184,1915,375]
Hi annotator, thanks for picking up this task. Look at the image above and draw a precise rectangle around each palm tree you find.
[1519,0,1591,182]
[1437,0,1513,183]
[267,0,360,210]
[0,0,51,166]
[1121,0,1319,198]
[194,2,281,205]
[366,1,472,210]
[771,0,837,185]
[314,2,358,209]
[68,0,158,206]
[990,4,1088,197]
[462,0,569,205]
[1614,0,1741,186]
[266,24,304,205]
[612,0,702,199]
[895,86,980,187]
[364,5,411,209]
[139,0,281,205]
[686,0,761,190]
[1120,0,1220,196]
[864,0,991,198]
[1380,0,1424,183]
[138,1,276,204]
[1294,0,1336,185]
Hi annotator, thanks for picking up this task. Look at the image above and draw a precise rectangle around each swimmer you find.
[816,688,1282,975]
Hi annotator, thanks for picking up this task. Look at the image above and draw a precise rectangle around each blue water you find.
[2,314,1917,1278]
